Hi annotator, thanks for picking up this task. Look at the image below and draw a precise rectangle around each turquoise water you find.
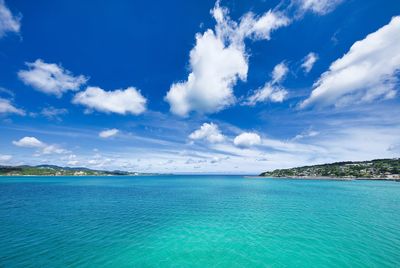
[0,176,399,267]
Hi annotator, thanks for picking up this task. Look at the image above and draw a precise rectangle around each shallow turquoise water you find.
[0,176,399,267]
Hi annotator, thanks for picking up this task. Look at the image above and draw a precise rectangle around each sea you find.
[0,175,399,267]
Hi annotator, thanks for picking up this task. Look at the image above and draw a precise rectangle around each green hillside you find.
[260,158,400,179]
[0,165,147,176]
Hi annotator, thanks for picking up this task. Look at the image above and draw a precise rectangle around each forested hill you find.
[0,165,152,176]
[260,158,400,179]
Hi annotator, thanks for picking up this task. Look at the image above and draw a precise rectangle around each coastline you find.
[0,174,156,177]
[1,174,398,181]
[246,176,400,181]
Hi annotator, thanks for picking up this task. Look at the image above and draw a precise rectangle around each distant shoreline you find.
[0,174,156,177]
[246,176,400,181]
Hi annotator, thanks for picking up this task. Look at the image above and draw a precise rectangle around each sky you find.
[0,0,399,174]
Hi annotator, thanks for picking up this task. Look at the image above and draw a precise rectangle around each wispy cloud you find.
[40,106,68,121]
[301,52,318,73]
[292,0,344,15]
[99,128,119,138]
[0,154,12,163]
[18,59,88,97]
[0,0,21,38]
[0,97,25,115]
[244,62,289,106]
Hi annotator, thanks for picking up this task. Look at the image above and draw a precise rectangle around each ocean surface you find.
[0,175,399,267]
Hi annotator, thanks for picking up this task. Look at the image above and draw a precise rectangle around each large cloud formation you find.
[301,16,400,108]
[165,2,289,116]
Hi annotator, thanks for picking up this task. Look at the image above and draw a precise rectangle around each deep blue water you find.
[0,176,399,267]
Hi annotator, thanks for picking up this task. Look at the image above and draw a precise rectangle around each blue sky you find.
[0,0,399,174]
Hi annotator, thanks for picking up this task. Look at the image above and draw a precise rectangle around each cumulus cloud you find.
[301,52,318,73]
[244,62,289,106]
[18,59,88,97]
[0,97,25,115]
[12,136,67,154]
[301,16,400,108]
[13,136,44,147]
[99,128,119,138]
[294,0,343,15]
[234,132,261,148]
[0,0,20,38]
[73,86,146,115]
[189,123,225,143]
[165,2,290,116]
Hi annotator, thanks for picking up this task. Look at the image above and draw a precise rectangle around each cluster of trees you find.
[0,165,133,176]
[260,158,400,178]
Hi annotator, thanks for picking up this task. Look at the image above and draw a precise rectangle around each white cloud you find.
[185,158,207,165]
[0,0,20,37]
[15,107,394,174]
[234,132,261,148]
[245,84,288,105]
[99,128,119,138]
[67,160,79,166]
[301,17,400,108]
[73,86,146,115]
[64,154,79,165]
[295,0,343,15]
[301,52,318,73]
[244,62,289,106]
[0,154,12,162]
[165,30,246,116]
[41,106,68,120]
[13,136,44,148]
[189,123,225,143]
[12,136,67,155]
[18,59,88,97]
[165,2,290,116]
[87,155,112,168]
[272,62,289,84]
[41,145,67,154]
[0,97,25,115]
[293,130,319,140]
[222,9,290,44]
[210,156,229,164]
